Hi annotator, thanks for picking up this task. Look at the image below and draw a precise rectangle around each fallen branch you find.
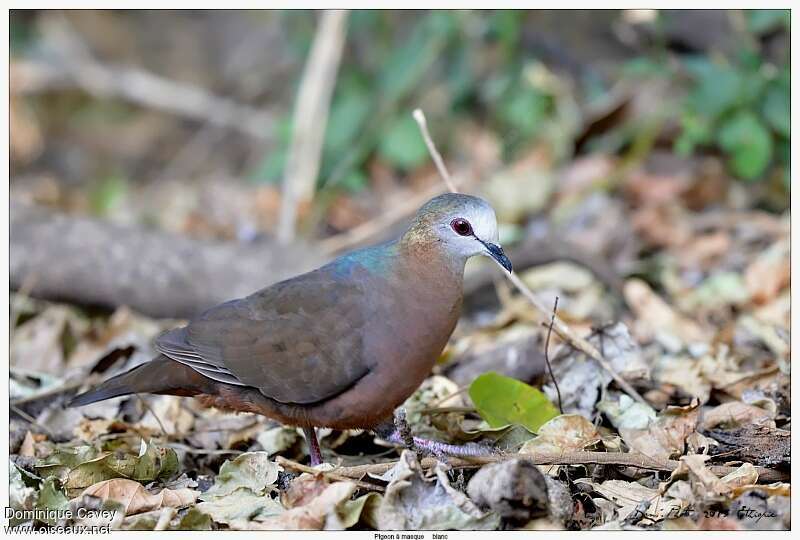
[412,109,647,407]
[330,451,787,484]
[275,456,385,492]
[10,202,321,318]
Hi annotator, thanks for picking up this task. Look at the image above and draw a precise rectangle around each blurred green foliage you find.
[252,11,563,191]
[252,9,789,196]
[674,10,789,184]
[11,10,790,200]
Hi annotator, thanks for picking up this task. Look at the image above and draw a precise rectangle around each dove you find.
[69,193,512,464]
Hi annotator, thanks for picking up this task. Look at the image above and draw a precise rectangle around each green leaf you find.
[176,507,214,530]
[196,488,284,526]
[35,478,70,525]
[199,451,280,501]
[675,111,713,156]
[249,114,292,184]
[747,10,790,34]
[324,81,372,156]
[497,84,549,139]
[717,110,773,180]
[89,174,128,216]
[468,372,559,432]
[379,13,453,103]
[377,114,429,170]
[684,58,743,119]
[763,84,790,137]
[339,169,368,193]
[35,441,179,495]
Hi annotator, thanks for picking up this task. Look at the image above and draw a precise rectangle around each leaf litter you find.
[8,148,790,531]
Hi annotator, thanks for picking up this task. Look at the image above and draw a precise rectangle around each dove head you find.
[402,193,512,273]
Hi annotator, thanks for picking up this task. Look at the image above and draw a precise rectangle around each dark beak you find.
[481,240,513,273]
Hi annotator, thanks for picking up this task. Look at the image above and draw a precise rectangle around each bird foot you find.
[303,426,323,466]
[386,408,495,460]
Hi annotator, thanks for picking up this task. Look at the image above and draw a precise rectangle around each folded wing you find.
[155,268,372,404]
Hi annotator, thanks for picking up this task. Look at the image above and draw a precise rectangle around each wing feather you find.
[154,263,375,404]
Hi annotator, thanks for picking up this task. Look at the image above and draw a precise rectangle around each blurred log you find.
[11,202,624,320]
[10,202,321,319]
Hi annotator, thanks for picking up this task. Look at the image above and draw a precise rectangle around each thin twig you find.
[507,272,648,406]
[136,394,170,438]
[275,456,385,492]
[278,10,349,244]
[319,181,452,254]
[412,109,459,193]
[10,404,55,438]
[412,110,649,408]
[328,451,787,483]
[10,379,86,407]
[544,296,564,414]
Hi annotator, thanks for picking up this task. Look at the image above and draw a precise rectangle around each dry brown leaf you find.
[19,430,36,457]
[243,481,358,530]
[701,402,775,430]
[667,454,729,499]
[630,204,692,249]
[578,479,686,522]
[677,231,731,271]
[81,478,198,516]
[744,238,789,305]
[624,170,690,207]
[520,414,601,454]
[74,419,113,442]
[10,305,85,374]
[619,400,700,461]
[719,464,759,491]
[137,396,195,436]
[281,473,330,509]
[654,357,711,403]
[624,279,708,346]
[729,482,790,498]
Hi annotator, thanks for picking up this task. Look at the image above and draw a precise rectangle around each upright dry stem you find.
[411,109,648,407]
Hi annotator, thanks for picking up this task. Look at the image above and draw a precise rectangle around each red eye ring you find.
[450,218,473,237]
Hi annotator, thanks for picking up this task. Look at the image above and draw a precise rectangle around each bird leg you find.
[303,426,323,466]
[381,408,496,459]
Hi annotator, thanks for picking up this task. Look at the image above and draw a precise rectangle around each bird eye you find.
[450,218,473,236]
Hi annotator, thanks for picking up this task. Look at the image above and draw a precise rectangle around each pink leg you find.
[303,426,323,465]
[385,409,495,458]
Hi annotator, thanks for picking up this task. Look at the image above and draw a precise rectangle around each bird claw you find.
[386,407,496,461]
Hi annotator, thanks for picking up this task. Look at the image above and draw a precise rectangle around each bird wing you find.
[154,266,373,404]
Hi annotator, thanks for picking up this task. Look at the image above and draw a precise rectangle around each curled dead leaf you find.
[702,401,775,430]
[520,414,601,454]
[81,478,198,516]
[624,279,708,347]
[618,400,700,461]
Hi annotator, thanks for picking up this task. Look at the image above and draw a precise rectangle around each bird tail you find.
[67,355,207,407]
